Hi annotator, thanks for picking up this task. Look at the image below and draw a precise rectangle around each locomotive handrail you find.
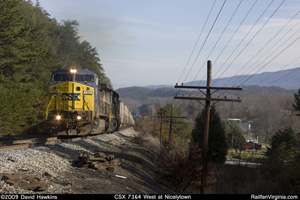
[82,95,91,111]
[46,95,56,119]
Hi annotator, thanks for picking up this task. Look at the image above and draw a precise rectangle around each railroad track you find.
[0,134,101,151]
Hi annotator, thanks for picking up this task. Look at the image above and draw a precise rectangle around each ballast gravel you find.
[0,128,139,194]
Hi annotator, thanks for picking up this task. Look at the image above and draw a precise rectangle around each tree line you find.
[119,85,300,141]
[0,0,111,135]
[189,89,300,192]
[134,89,300,193]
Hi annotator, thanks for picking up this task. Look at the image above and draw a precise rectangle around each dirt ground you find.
[0,128,175,194]
[53,129,174,194]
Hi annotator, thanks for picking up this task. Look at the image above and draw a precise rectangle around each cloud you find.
[39,0,300,87]
[103,57,184,87]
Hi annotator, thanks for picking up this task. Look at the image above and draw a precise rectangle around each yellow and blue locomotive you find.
[45,69,133,136]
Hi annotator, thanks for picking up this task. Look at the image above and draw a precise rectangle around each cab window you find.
[75,75,94,83]
[52,74,72,82]
[51,74,94,84]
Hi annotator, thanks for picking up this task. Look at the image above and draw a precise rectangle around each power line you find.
[213,0,276,86]
[221,0,286,87]
[182,0,227,84]
[176,0,253,110]
[232,66,300,97]
[229,9,300,87]
[263,67,300,88]
[174,1,299,111]
[222,13,300,97]
[174,60,242,194]
[256,56,300,86]
[174,0,217,100]
[209,0,258,81]
[190,0,243,86]
[174,0,226,108]
[236,24,300,86]
[240,34,300,86]
[228,57,300,98]
[233,19,300,86]
[176,0,217,85]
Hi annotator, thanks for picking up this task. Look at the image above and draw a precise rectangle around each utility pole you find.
[160,108,163,146]
[168,104,174,143]
[152,105,187,145]
[174,60,242,194]
[202,60,211,195]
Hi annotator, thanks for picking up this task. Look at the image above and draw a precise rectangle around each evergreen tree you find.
[293,89,300,116]
[231,128,247,154]
[191,106,228,164]
[224,121,246,153]
[0,0,36,77]
[266,128,299,170]
[266,128,300,192]
[0,0,111,135]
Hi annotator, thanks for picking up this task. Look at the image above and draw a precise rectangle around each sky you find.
[38,0,300,89]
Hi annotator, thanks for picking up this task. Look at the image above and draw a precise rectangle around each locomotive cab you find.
[46,69,98,136]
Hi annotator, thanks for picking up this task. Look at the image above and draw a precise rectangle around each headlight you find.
[70,69,77,73]
[56,115,62,120]
[77,116,82,120]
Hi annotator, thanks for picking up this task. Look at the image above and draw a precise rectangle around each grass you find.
[205,145,284,194]
[228,153,267,164]
[208,164,280,194]
[227,144,269,164]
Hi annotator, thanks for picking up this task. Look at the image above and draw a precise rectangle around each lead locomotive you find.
[46,69,134,136]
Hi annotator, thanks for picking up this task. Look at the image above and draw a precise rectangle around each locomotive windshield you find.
[75,75,94,83]
[53,74,72,82]
[52,73,94,84]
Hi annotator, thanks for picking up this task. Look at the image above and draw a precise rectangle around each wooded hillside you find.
[0,0,110,135]
[117,85,300,141]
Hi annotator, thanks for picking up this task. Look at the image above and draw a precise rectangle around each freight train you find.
[45,69,134,136]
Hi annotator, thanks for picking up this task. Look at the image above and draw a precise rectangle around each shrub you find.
[266,128,300,192]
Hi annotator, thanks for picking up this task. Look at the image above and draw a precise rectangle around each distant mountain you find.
[116,86,180,100]
[116,85,296,119]
[146,85,172,89]
[116,85,295,101]
[146,67,300,90]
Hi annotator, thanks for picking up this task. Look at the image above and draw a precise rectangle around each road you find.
[225,157,262,168]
